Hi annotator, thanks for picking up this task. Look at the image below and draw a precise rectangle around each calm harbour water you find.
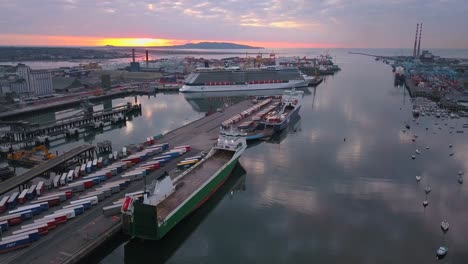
[9,49,468,263]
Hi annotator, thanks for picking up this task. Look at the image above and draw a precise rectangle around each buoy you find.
[425,187,431,194]
[423,200,428,207]
[441,220,449,232]
[416,175,422,182]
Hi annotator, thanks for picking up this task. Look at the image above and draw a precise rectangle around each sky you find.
[0,0,467,48]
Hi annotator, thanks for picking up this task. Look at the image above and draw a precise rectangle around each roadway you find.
[0,145,95,195]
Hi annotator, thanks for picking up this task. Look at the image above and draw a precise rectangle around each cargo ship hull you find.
[273,105,301,132]
[124,149,243,240]
[180,80,308,93]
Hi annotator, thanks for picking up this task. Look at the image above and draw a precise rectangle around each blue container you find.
[29,207,42,216]
[91,178,101,185]
[81,202,92,210]
[103,159,109,166]
[73,206,84,215]
[39,203,49,211]
[0,222,8,232]
[27,231,40,242]
[20,211,33,220]
[0,236,31,252]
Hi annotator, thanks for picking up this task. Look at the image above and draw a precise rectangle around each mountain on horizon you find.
[169,42,262,49]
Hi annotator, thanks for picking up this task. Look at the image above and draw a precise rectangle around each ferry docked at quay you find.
[179,65,309,93]
[121,129,247,240]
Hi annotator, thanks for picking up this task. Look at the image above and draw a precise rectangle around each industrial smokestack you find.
[132,48,135,63]
[413,23,419,58]
[417,23,423,57]
[145,50,149,67]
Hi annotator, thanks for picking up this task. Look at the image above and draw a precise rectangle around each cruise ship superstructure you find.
[179,66,308,92]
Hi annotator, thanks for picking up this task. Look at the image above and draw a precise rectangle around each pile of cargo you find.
[221,99,273,128]
[252,102,281,121]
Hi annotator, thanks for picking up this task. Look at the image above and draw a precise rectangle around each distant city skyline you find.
[0,0,466,48]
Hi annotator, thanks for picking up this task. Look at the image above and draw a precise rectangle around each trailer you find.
[80,164,86,175]
[9,203,48,216]
[97,157,103,168]
[13,224,49,236]
[53,174,61,188]
[26,185,36,200]
[67,170,74,183]
[7,192,19,209]
[86,161,93,173]
[70,196,99,206]
[36,181,45,196]
[0,196,8,213]
[74,166,80,178]
[92,158,98,169]
[18,189,28,204]
[0,221,8,232]
[60,172,68,186]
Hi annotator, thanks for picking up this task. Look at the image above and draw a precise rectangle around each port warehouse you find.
[0,99,275,263]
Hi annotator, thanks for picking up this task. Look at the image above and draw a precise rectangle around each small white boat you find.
[436,246,448,259]
[422,200,428,207]
[425,187,431,194]
[449,153,454,157]
[426,146,430,149]
[415,149,421,154]
[459,171,464,176]
[449,144,453,148]
[441,220,449,232]
[415,176,422,182]
[458,177,463,184]
[412,155,416,160]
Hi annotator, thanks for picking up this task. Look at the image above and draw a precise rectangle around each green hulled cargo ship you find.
[121,129,247,240]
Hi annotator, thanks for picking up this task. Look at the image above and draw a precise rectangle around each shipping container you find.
[35,181,44,196]
[80,164,86,175]
[14,224,48,236]
[18,189,28,204]
[0,221,8,232]
[74,166,80,178]
[97,157,103,168]
[60,173,68,186]
[3,229,40,242]
[0,196,8,213]
[7,192,19,209]
[53,175,61,188]
[86,161,93,173]
[26,185,36,200]
[70,196,98,206]
[92,158,98,169]
[0,235,32,253]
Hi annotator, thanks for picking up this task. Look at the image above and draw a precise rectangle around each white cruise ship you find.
[179,66,309,93]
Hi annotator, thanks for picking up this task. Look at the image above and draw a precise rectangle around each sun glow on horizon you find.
[98,38,176,47]
[0,34,340,49]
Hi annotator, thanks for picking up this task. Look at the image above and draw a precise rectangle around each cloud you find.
[0,0,466,48]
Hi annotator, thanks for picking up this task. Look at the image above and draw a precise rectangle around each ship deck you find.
[156,149,234,220]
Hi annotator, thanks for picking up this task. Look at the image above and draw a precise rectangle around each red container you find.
[54,215,67,225]
[84,180,94,189]
[65,191,73,199]
[105,172,112,178]
[48,198,61,207]
[45,221,57,230]
[8,216,22,226]
[38,226,49,235]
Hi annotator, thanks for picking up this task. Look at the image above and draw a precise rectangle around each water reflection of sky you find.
[95,50,468,264]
